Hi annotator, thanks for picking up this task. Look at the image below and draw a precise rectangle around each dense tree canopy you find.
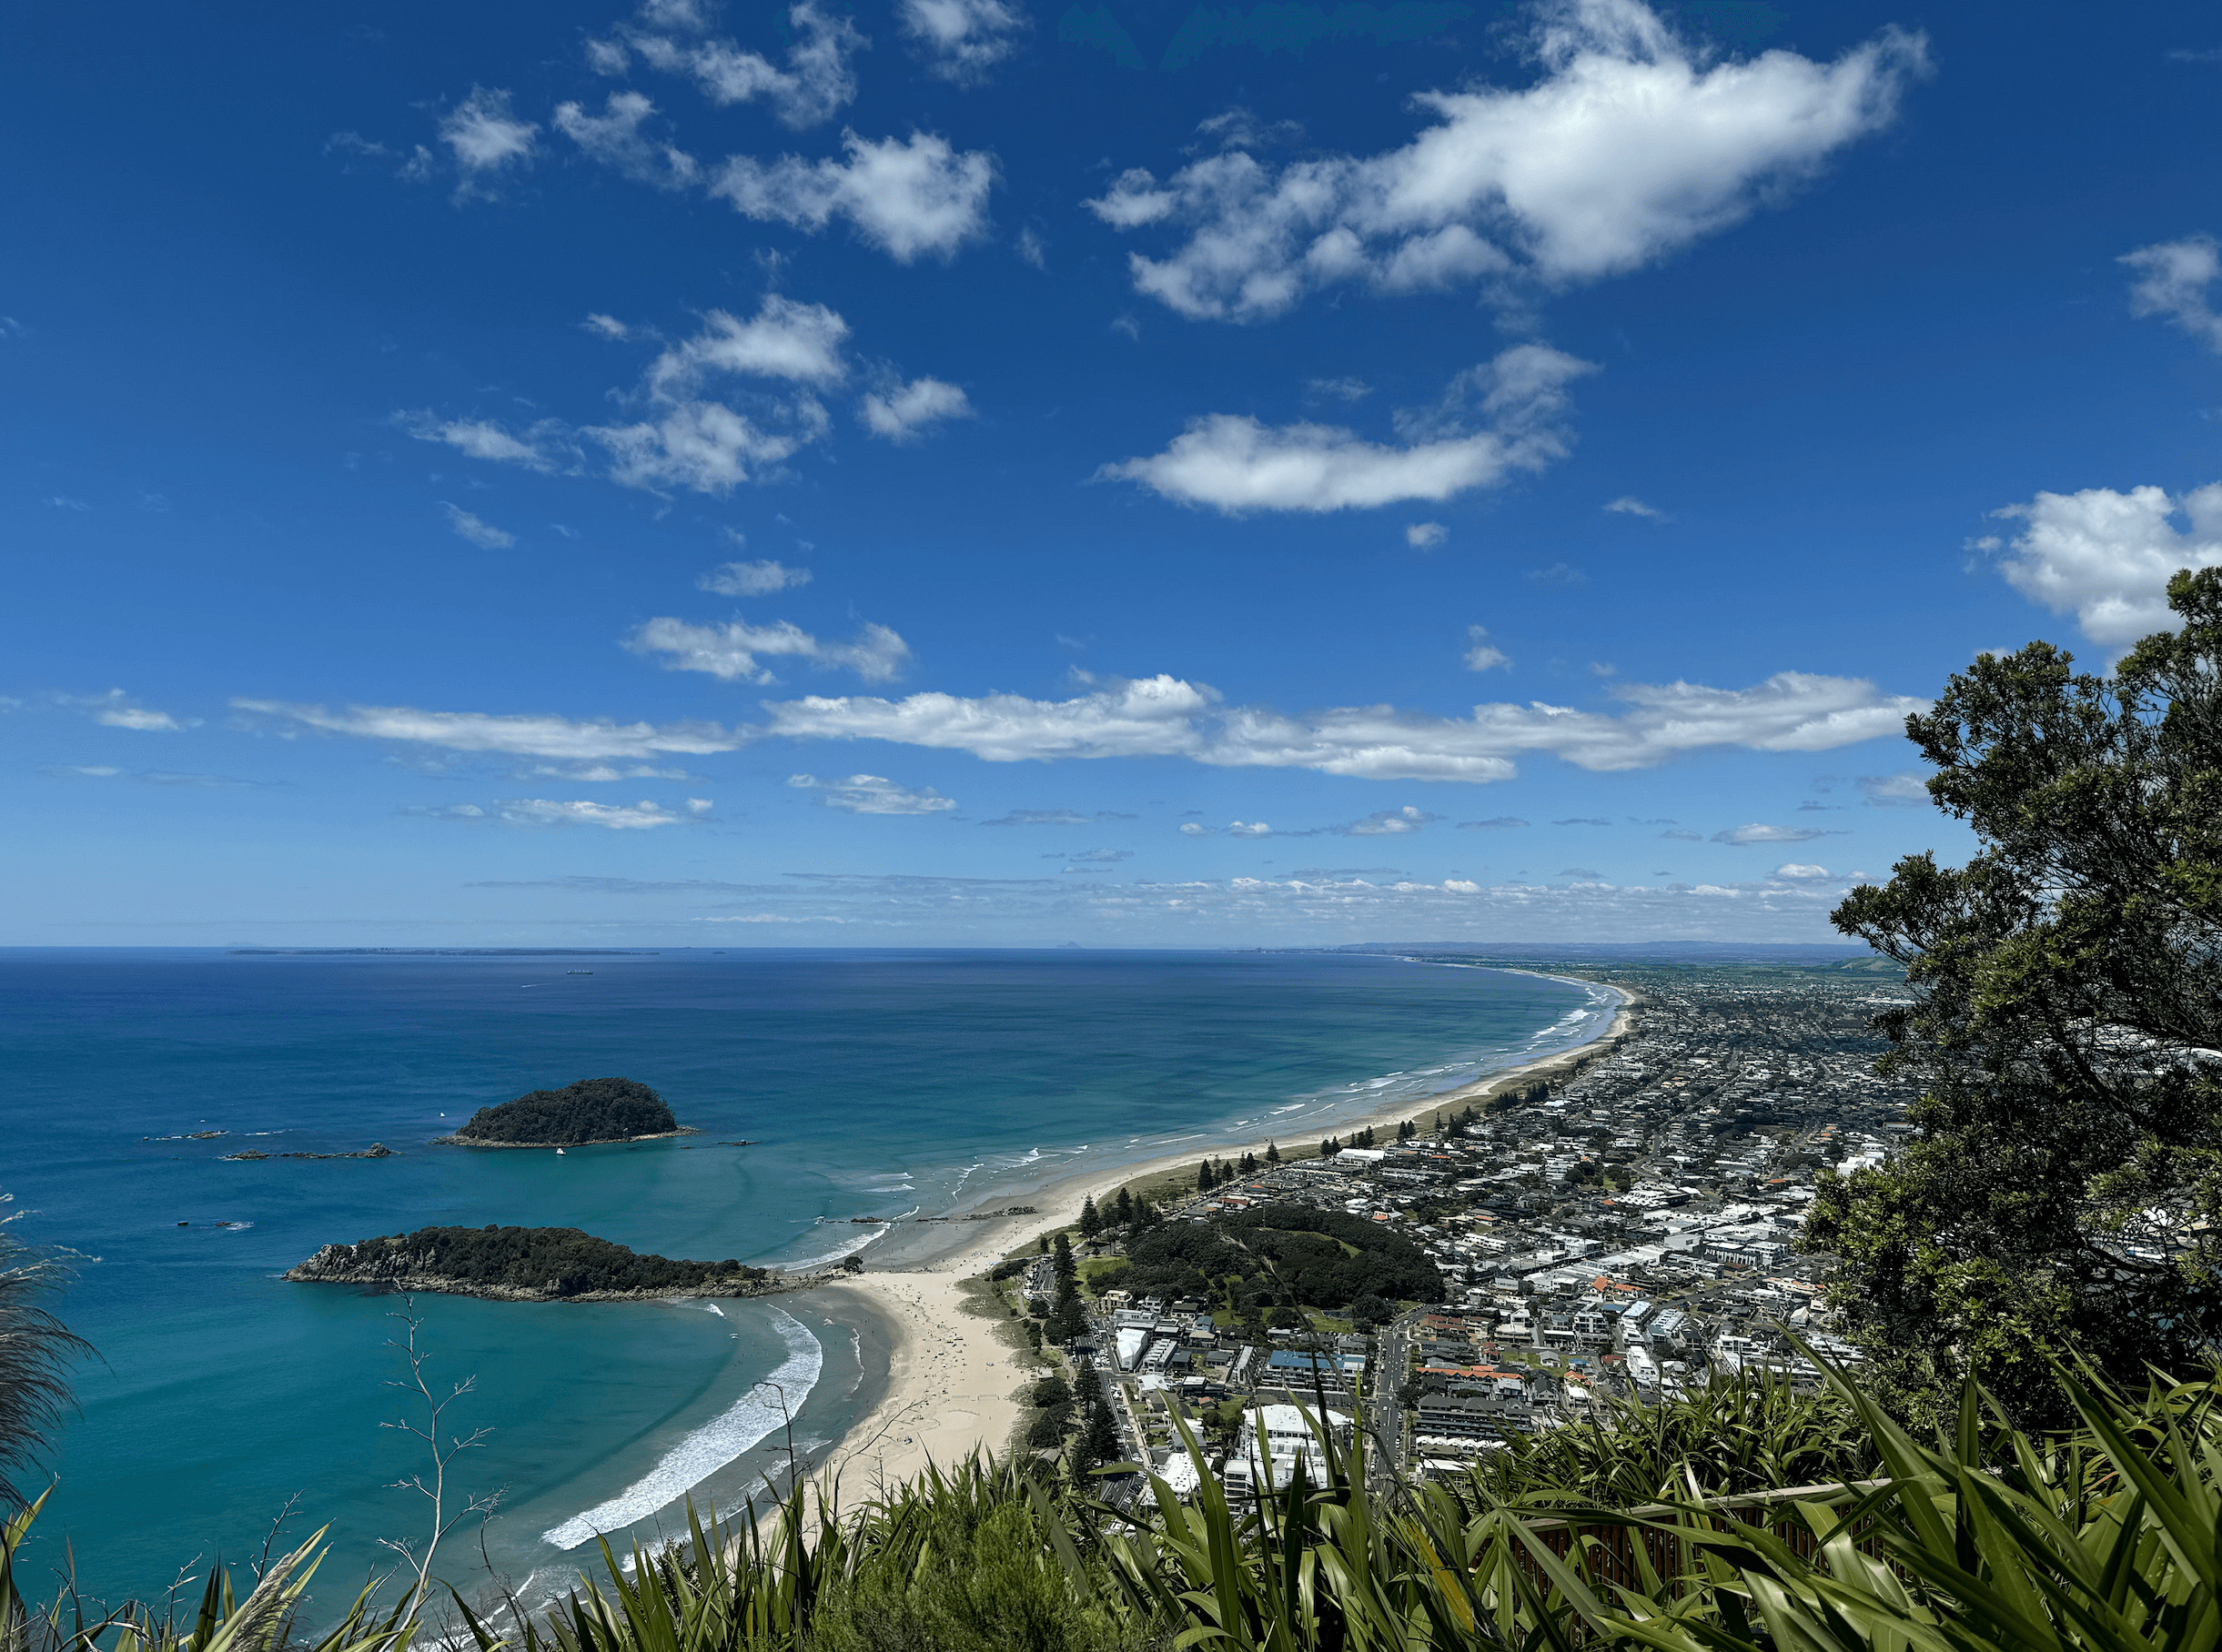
[1808,569,2222,1427]
[1096,1203,1439,1312]
[300,1224,764,1296]
[453,1077,678,1144]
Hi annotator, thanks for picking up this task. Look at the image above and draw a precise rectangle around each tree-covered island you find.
[285,1224,775,1301]
[431,1076,695,1146]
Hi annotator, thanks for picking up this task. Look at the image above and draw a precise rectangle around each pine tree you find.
[1053,1231,1076,1291]
[1113,1186,1134,1224]
[1134,1198,1159,1229]
[1197,1161,1213,1193]
[1078,1195,1101,1238]
[1266,1141,1280,1163]
[1080,1398,1121,1468]
[1321,1136,1339,1157]
[1073,1357,1102,1405]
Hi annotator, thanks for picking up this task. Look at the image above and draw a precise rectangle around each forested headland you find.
[284,1224,772,1301]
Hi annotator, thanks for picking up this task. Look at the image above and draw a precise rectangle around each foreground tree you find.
[0,1206,91,1507]
[1808,569,2222,1429]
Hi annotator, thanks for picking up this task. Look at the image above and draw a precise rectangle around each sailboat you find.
[556,1147,567,1156]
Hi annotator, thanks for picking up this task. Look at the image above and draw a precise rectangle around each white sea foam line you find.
[540,1306,823,1551]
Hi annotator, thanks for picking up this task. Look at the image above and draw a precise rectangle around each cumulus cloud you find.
[588,397,830,496]
[1773,862,1832,880]
[626,614,913,684]
[1101,345,1593,512]
[1604,495,1667,519]
[701,559,812,595]
[442,502,514,548]
[1179,821,1214,835]
[440,87,539,189]
[712,131,995,262]
[650,297,852,394]
[1463,625,1511,671]
[497,798,692,829]
[899,0,1028,82]
[758,665,1924,782]
[1985,482,2222,648]
[860,376,973,441]
[2122,235,2222,351]
[788,771,957,812]
[1712,821,1825,845]
[1086,0,1925,321]
[232,699,746,759]
[1407,521,1448,548]
[552,92,701,188]
[624,0,864,127]
[1226,820,1274,836]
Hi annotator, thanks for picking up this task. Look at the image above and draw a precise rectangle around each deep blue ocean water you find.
[2,948,1610,1613]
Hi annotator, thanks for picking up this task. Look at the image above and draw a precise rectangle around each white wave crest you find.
[540,1307,823,1551]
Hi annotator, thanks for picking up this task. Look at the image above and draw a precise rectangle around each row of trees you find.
[301,1224,765,1296]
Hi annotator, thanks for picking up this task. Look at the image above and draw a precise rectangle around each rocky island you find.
[285,1224,777,1302]
[430,1076,697,1147]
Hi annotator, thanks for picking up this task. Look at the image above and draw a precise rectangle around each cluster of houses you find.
[1080,965,1926,1496]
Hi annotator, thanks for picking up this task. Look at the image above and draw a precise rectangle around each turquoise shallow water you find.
[2,947,1609,1612]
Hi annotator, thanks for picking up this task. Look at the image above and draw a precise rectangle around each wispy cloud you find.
[442,502,514,548]
[626,614,912,684]
[439,86,539,198]
[700,559,813,595]
[1463,625,1510,671]
[51,689,194,731]
[233,700,746,759]
[2122,235,2222,351]
[1712,821,1827,845]
[899,0,1028,83]
[1604,495,1667,520]
[788,771,957,813]
[981,807,1140,825]
[711,131,996,263]
[859,376,973,441]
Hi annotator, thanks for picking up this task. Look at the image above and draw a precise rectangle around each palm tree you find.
[0,1205,91,1508]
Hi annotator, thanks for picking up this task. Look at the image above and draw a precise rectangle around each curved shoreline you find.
[790,972,1640,1500]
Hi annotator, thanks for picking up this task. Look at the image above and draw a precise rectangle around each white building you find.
[1221,1404,1353,1502]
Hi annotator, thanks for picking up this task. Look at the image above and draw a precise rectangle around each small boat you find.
[556,1147,567,1156]
[567,970,593,975]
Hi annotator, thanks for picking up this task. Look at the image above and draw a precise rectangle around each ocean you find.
[2,947,1612,1614]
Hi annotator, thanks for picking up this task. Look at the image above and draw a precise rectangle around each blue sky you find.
[6,0,2221,946]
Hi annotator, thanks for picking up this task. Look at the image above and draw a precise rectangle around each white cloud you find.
[442,502,514,548]
[232,700,746,759]
[583,313,632,339]
[1407,521,1448,548]
[1100,345,1593,512]
[759,665,1923,781]
[1773,862,1832,880]
[859,376,973,441]
[626,614,913,683]
[499,798,691,829]
[1227,820,1274,836]
[1308,377,1371,402]
[1463,625,1511,671]
[701,559,812,595]
[439,87,539,190]
[789,771,958,812]
[1459,816,1529,828]
[587,398,829,495]
[900,0,1028,82]
[553,92,701,188]
[1179,821,1213,835]
[632,0,864,128]
[650,297,852,394]
[1341,805,1439,834]
[1604,495,1666,519]
[523,761,694,781]
[1987,482,2222,647]
[401,413,573,471]
[711,131,996,262]
[980,807,1137,825]
[1713,821,1824,844]
[1857,771,1927,806]
[53,689,192,731]
[1086,0,1924,321]
[2121,236,2222,351]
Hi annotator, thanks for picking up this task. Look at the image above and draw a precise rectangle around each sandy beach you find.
[786,972,1641,1495]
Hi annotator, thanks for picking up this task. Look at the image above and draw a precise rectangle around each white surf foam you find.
[540,1306,823,1551]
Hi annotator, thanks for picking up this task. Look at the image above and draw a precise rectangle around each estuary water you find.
[1,948,1611,1612]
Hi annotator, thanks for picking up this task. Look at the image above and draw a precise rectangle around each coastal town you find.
[996,960,1924,1495]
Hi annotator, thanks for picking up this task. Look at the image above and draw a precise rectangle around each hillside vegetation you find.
[286,1224,766,1297]
[449,1076,679,1144]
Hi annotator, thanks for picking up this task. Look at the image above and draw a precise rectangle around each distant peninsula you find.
[285,1224,776,1302]
[431,1076,695,1147]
